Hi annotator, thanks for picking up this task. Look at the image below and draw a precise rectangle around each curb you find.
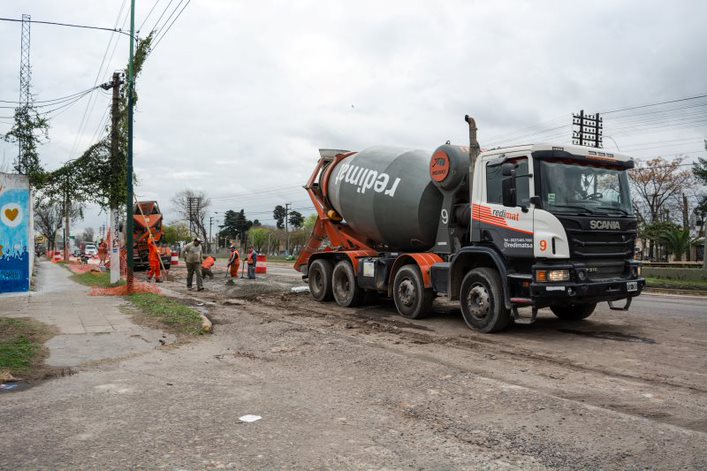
[643,288,707,298]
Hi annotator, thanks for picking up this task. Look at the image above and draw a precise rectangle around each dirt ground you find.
[141,262,707,469]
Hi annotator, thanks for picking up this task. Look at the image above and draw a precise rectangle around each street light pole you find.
[126,0,136,292]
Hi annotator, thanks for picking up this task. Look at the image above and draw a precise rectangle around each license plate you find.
[626,281,638,292]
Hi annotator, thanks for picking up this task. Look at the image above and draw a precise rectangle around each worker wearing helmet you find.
[146,238,162,283]
[226,245,240,281]
[247,246,258,279]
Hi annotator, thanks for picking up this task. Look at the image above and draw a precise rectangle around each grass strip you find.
[0,318,54,379]
[645,276,707,291]
[71,271,124,288]
[127,293,204,336]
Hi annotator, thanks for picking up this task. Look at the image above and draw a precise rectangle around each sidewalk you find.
[0,261,171,368]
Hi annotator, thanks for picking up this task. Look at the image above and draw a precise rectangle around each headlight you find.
[548,269,570,282]
[535,269,570,282]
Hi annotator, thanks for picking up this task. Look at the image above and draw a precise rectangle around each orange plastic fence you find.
[89,282,161,296]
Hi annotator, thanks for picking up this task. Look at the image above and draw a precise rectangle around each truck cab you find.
[449,144,644,329]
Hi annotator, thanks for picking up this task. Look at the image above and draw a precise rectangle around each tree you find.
[288,210,304,229]
[630,157,695,259]
[82,227,95,243]
[248,227,272,252]
[303,214,317,231]
[660,228,692,262]
[2,102,49,188]
[33,197,82,251]
[163,222,191,244]
[629,157,694,224]
[273,205,287,229]
[219,209,253,246]
[171,189,211,243]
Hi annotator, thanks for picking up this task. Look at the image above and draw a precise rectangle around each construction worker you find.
[183,237,204,290]
[201,255,216,279]
[247,246,258,279]
[98,239,108,266]
[226,245,240,282]
[146,238,162,283]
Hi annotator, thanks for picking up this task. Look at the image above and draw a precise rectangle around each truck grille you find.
[557,217,637,281]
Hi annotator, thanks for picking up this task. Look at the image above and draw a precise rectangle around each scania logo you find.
[589,220,620,230]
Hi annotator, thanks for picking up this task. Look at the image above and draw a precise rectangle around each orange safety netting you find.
[89,282,161,296]
[66,264,101,274]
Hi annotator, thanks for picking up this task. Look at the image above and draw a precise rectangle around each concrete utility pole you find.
[101,72,124,284]
[63,174,70,262]
[285,202,291,255]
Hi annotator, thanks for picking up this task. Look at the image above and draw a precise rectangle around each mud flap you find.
[608,297,632,311]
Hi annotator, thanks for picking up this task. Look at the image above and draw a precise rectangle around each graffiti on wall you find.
[0,174,31,293]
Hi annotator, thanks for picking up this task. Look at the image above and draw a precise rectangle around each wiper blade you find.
[596,206,629,215]
[549,204,594,215]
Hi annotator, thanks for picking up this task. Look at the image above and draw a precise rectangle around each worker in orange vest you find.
[226,245,240,281]
[201,255,216,279]
[146,238,162,283]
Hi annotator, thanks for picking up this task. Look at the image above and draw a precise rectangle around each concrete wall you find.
[0,173,32,293]
[642,266,707,281]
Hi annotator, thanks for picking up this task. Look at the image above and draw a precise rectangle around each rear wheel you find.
[332,260,363,307]
[393,265,433,319]
[308,259,334,302]
[460,267,511,333]
[550,303,596,321]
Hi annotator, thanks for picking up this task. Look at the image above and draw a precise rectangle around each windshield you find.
[539,159,633,216]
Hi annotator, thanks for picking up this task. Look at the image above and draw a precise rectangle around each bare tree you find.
[170,189,210,245]
[34,197,82,251]
[629,157,695,259]
[82,227,95,243]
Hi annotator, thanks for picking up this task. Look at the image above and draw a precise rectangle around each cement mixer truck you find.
[294,116,644,332]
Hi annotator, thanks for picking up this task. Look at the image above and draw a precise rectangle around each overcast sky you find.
[1,0,706,234]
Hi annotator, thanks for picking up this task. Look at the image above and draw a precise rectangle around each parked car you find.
[84,244,98,257]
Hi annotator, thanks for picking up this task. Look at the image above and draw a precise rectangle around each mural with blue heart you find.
[0,176,31,293]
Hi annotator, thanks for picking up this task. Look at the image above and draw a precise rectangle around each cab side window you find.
[486,157,530,207]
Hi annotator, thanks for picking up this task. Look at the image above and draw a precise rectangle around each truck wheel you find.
[460,268,511,333]
[393,265,433,319]
[332,261,363,307]
[309,259,334,302]
[550,303,596,321]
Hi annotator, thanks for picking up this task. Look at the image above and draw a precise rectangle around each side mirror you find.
[501,163,517,207]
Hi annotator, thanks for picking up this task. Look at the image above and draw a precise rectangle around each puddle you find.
[0,382,33,393]
[558,329,656,344]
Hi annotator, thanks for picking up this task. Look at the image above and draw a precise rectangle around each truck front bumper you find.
[530,276,645,308]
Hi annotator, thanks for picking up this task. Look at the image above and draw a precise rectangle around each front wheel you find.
[550,303,596,321]
[393,265,433,319]
[332,261,363,307]
[459,267,511,333]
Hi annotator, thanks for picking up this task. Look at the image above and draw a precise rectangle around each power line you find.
[148,0,176,33]
[138,0,162,32]
[0,16,134,39]
[150,0,191,53]
[601,93,707,115]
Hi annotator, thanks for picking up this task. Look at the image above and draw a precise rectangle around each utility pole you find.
[101,71,124,284]
[572,110,603,148]
[208,216,215,252]
[126,0,136,292]
[63,174,70,262]
[285,202,291,255]
[683,193,690,261]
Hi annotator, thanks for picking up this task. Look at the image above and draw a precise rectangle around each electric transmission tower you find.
[18,14,32,160]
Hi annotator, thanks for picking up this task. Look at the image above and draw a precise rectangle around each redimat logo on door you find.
[491,208,520,221]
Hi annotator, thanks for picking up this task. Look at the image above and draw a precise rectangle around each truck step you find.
[511,306,538,325]
[608,297,632,311]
